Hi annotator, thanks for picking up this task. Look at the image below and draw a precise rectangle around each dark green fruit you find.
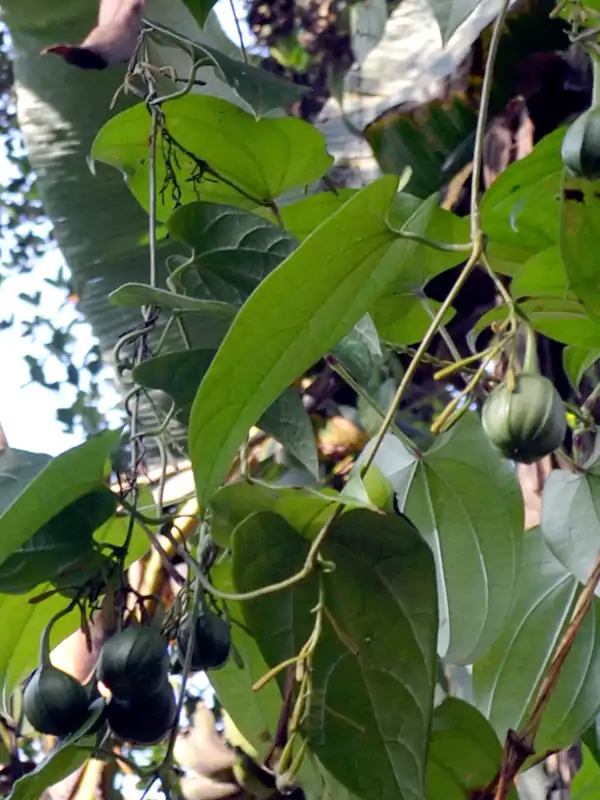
[562,107,600,179]
[97,627,168,699]
[176,610,231,672]
[482,373,566,463]
[106,681,176,744]
[23,665,89,737]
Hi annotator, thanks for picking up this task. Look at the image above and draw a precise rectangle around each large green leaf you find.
[91,95,333,221]
[361,414,524,664]
[0,489,117,594]
[541,464,600,589]
[232,508,438,800]
[473,530,600,753]
[188,176,402,506]
[426,698,515,799]
[560,175,600,323]
[0,431,120,569]
[168,202,298,305]
[134,350,319,476]
[481,128,565,253]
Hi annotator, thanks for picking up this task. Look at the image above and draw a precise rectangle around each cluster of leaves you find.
[8,0,600,798]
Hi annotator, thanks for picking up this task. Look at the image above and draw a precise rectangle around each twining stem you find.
[360,244,482,477]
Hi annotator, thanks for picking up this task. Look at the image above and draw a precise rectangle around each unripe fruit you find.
[97,626,169,699]
[482,373,566,463]
[176,611,231,672]
[106,681,176,744]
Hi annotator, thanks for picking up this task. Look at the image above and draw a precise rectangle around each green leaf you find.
[563,346,600,390]
[510,246,570,300]
[209,558,282,758]
[541,467,600,589]
[482,128,565,253]
[91,96,332,221]
[0,431,120,569]
[373,294,456,347]
[8,703,104,800]
[109,283,238,318]
[331,314,382,388]
[134,350,318,476]
[473,530,600,753]
[168,202,298,305]
[0,594,80,701]
[426,698,514,799]
[210,481,339,548]
[572,746,600,799]
[361,414,524,664]
[9,745,88,800]
[560,174,600,323]
[233,508,438,800]
[171,39,309,118]
[180,0,218,27]
[189,175,401,505]
[472,297,600,349]
[0,489,116,594]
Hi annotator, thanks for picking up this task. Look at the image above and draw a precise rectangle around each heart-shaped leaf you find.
[232,507,438,800]
[360,414,524,664]
[168,202,298,305]
[473,529,600,753]
[91,96,332,220]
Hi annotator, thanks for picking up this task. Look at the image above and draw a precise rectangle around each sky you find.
[0,0,253,458]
